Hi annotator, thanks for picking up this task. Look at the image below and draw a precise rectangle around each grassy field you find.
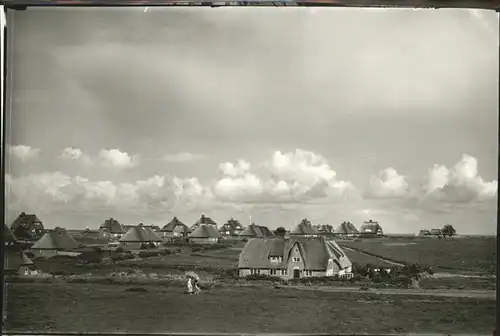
[339,237,497,274]
[4,282,496,334]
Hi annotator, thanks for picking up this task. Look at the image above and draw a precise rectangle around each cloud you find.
[369,167,410,198]
[213,149,358,203]
[6,171,174,214]
[98,149,139,169]
[163,152,206,163]
[8,145,40,161]
[424,154,497,203]
[59,147,93,165]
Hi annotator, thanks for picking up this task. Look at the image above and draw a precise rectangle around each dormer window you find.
[269,256,282,263]
[292,257,301,262]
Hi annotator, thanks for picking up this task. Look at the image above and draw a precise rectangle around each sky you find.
[4,7,499,234]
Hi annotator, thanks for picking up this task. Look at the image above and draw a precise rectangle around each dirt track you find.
[282,285,497,300]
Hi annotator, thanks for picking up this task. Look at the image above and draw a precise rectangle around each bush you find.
[138,251,159,259]
[244,274,282,281]
[115,247,125,254]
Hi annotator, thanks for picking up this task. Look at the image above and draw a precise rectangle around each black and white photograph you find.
[3,6,498,334]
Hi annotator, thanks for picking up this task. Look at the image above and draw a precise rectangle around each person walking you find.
[186,277,194,295]
[193,278,201,295]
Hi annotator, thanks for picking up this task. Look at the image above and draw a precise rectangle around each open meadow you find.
[4,281,495,334]
[4,235,497,333]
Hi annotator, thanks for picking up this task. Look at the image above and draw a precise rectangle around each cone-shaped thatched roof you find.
[11,212,45,240]
[119,224,163,242]
[336,221,359,234]
[190,224,222,239]
[99,217,124,234]
[290,218,318,235]
[240,223,274,238]
[32,228,80,250]
[161,217,191,233]
[360,219,383,234]
[191,214,217,230]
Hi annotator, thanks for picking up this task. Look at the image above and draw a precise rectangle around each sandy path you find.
[282,285,496,300]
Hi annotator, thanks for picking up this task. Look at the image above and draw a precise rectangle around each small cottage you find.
[11,212,45,241]
[335,221,359,237]
[238,237,353,280]
[429,229,443,238]
[30,227,81,258]
[290,218,319,237]
[360,219,384,237]
[99,217,125,239]
[119,224,164,249]
[240,223,274,238]
[191,214,217,231]
[160,217,191,238]
[219,218,245,237]
[189,224,222,245]
[416,229,431,237]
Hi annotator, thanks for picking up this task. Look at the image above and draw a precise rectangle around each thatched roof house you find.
[336,221,359,236]
[238,237,352,279]
[360,219,383,236]
[290,218,319,237]
[11,212,45,240]
[219,218,245,236]
[4,224,17,246]
[189,224,222,245]
[240,223,274,238]
[416,229,431,237]
[99,217,124,237]
[4,249,34,274]
[191,214,217,231]
[32,227,80,250]
[120,224,163,243]
[314,224,334,235]
[430,229,442,236]
[160,217,191,237]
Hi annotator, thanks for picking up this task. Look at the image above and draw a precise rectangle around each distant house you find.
[314,224,334,236]
[238,237,353,279]
[219,218,245,237]
[160,217,191,238]
[360,219,383,237]
[191,214,218,231]
[290,219,319,237]
[30,227,81,258]
[4,224,35,274]
[240,223,274,238]
[189,224,222,245]
[99,217,125,239]
[335,221,359,237]
[429,229,443,238]
[416,229,431,237]
[11,212,45,241]
[119,224,163,249]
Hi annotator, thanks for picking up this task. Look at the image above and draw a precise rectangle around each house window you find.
[270,269,277,276]
[280,269,287,276]
[292,257,301,262]
[304,270,313,276]
[269,256,283,263]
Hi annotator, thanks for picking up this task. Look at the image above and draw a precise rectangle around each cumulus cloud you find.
[369,167,410,198]
[8,145,40,161]
[164,152,206,163]
[60,147,93,165]
[424,154,497,202]
[5,172,174,213]
[213,149,358,203]
[98,149,139,169]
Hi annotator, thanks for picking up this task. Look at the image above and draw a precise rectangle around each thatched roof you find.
[31,228,80,250]
[315,224,334,233]
[430,229,442,235]
[100,218,124,234]
[240,224,269,238]
[191,214,217,230]
[290,218,319,235]
[161,217,191,234]
[238,237,352,271]
[336,221,359,234]
[4,250,34,272]
[190,224,222,239]
[219,218,245,234]
[119,225,163,242]
[4,224,17,243]
[360,220,383,234]
[11,212,45,240]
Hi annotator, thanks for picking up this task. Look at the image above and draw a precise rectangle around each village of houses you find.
[5,211,455,282]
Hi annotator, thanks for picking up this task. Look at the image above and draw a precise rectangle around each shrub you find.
[115,247,125,254]
[244,274,282,281]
